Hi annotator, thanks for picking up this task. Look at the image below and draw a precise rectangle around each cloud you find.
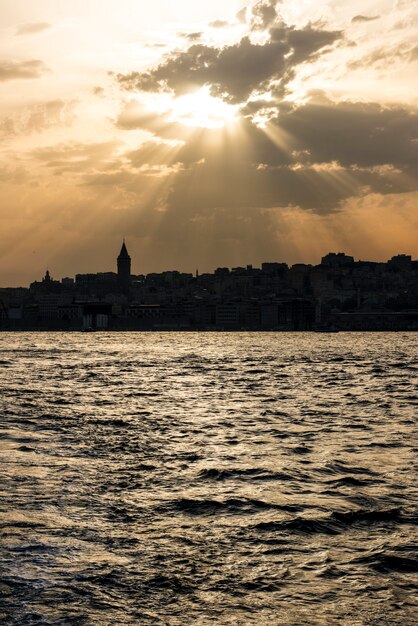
[118,89,418,173]
[351,15,379,23]
[250,0,279,30]
[0,164,27,184]
[0,100,76,140]
[125,140,184,168]
[16,22,51,36]
[116,99,188,139]
[179,31,202,42]
[268,100,418,170]
[164,155,415,217]
[116,3,340,105]
[80,5,418,222]
[31,140,120,174]
[116,25,341,104]
[209,20,230,29]
[410,45,418,61]
[348,42,418,70]
[236,8,247,24]
[0,60,49,81]
[166,159,353,214]
[114,95,418,215]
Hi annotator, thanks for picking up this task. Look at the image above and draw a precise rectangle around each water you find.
[1,332,417,625]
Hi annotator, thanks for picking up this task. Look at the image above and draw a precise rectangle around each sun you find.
[169,87,239,129]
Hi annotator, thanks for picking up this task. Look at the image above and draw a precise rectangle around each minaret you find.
[117,239,131,285]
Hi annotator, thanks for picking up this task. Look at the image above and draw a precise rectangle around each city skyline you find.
[2,243,417,332]
[1,1,418,286]
[4,238,417,288]
[35,245,418,283]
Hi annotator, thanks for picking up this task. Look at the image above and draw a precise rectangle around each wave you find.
[254,507,406,536]
[317,461,379,476]
[168,497,301,516]
[325,476,378,487]
[352,546,418,573]
[198,467,294,481]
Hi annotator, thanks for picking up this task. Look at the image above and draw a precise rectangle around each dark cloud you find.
[163,156,416,218]
[163,104,418,214]
[116,25,340,104]
[0,59,49,81]
[351,15,380,23]
[109,5,418,219]
[270,25,340,64]
[116,92,418,172]
[269,100,418,170]
[167,159,351,214]
[16,22,51,36]
[114,97,418,214]
[250,0,279,30]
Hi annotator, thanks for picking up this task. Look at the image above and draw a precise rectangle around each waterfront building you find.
[117,240,131,286]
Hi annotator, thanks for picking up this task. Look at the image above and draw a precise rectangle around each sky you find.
[1,0,418,285]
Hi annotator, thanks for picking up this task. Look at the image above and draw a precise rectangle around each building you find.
[117,240,131,286]
[321,252,354,268]
[3,247,418,331]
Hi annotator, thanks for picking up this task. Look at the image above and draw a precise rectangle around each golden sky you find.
[1,0,418,285]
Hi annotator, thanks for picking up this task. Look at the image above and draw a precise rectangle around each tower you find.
[117,239,131,285]
[43,269,52,283]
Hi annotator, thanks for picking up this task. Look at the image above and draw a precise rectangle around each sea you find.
[1,332,417,625]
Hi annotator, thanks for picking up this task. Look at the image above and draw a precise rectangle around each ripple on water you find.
[1,331,417,625]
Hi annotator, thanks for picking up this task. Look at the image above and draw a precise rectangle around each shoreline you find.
[0,328,416,333]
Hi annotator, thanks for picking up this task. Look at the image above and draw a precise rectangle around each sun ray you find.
[169,87,239,128]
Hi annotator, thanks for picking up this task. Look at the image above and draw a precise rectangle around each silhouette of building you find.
[29,269,62,294]
[2,247,418,331]
[388,254,412,270]
[321,252,354,268]
[117,240,131,286]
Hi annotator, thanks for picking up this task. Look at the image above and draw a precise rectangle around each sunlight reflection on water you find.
[1,332,417,625]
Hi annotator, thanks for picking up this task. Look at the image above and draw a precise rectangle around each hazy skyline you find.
[1,0,418,286]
